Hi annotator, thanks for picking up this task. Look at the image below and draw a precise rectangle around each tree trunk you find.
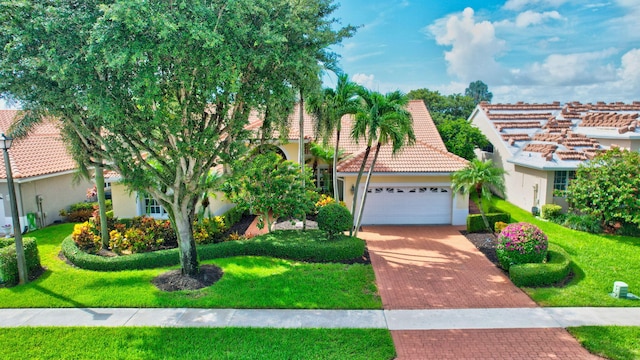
[476,189,492,232]
[350,144,371,236]
[299,92,307,231]
[173,210,199,276]
[332,127,340,201]
[95,164,109,249]
[354,142,380,237]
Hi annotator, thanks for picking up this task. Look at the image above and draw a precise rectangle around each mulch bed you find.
[225,214,256,236]
[152,264,223,292]
[461,230,500,266]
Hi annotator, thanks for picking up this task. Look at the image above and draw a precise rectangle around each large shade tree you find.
[351,89,415,236]
[0,0,354,276]
[465,80,493,104]
[452,159,506,231]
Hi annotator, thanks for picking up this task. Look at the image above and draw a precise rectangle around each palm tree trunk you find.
[476,190,492,232]
[354,142,380,237]
[332,127,340,201]
[349,144,371,236]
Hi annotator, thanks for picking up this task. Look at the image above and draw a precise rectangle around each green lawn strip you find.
[0,327,395,360]
[1,224,381,309]
[568,326,640,360]
[493,200,640,307]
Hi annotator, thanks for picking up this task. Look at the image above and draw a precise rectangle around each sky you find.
[324,0,640,103]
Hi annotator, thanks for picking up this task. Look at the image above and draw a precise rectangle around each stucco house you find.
[470,101,640,213]
[0,110,94,230]
[112,100,470,225]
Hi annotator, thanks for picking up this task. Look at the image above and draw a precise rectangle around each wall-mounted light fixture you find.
[350,185,355,194]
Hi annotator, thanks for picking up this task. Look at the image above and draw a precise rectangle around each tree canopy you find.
[566,147,640,229]
[408,88,487,160]
[0,0,354,275]
[465,80,493,104]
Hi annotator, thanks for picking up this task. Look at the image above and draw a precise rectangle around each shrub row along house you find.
[0,110,93,230]
[470,101,640,213]
[111,100,470,226]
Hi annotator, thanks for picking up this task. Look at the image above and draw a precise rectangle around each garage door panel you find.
[359,186,452,225]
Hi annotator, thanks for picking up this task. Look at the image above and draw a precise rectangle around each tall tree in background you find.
[465,80,493,104]
[0,0,354,276]
[351,90,415,236]
[408,88,488,160]
[308,74,361,200]
[452,159,506,231]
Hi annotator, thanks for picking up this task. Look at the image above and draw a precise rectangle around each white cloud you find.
[618,48,640,88]
[524,49,618,85]
[515,10,563,27]
[503,0,569,11]
[352,73,376,89]
[427,8,506,82]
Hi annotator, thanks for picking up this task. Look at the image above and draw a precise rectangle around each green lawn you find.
[493,200,640,307]
[568,326,640,360]
[0,224,381,309]
[0,327,395,360]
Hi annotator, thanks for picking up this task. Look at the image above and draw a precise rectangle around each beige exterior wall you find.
[111,183,138,219]
[339,174,468,225]
[0,172,93,229]
[111,182,234,219]
[279,143,300,163]
[592,138,640,151]
[504,165,551,212]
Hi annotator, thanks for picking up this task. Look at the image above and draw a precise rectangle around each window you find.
[553,170,576,192]
[142,195,167,218]
[316,166,330,191]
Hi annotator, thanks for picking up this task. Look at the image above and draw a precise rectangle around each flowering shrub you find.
[108,230,130,255]
[72,222,100,252]
[496,222,548,270]
[315,194,336,209]
[193,216,228,244]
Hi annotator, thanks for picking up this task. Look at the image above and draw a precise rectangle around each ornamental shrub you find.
[193,216,228,244]
[541,204,563,220]
[71,222,100,253]
[496,222,548,270]
[317,203,352,240]
[0,237,41,286]
[494,221,508,233]
[562,213,602,234]
[466,212,510,233]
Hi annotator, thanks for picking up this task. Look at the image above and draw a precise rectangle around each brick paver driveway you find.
[360,226,600,359]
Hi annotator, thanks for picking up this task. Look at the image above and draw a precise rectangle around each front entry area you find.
[359,185,452,225]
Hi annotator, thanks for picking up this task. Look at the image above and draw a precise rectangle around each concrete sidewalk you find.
[1,307,639,329]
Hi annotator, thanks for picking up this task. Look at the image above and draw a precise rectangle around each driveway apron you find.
[360,226,600,359]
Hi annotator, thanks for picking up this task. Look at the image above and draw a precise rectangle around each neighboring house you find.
[112,100,470,225]
[0,110,94,230]
[470,101,640,212]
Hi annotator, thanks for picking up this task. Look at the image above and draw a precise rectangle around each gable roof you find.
[246,100,467,174]
[0,110,77,180]
[474,101,640,170]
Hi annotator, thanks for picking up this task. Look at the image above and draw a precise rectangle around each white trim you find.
[0,169,79,184]
[337,172,453,176]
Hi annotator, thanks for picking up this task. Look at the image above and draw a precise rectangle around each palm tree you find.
[306,142,344,193]
[452,159,507,232]
[307,74,361,200]
[351,89,416,236]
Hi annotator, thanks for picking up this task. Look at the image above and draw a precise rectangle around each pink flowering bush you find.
[496,222,548,270]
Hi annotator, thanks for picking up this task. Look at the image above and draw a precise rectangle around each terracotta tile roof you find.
[336,140,467,173]
[487,113,553,120]
[579,113,638,128]
[494,121,542,131]
[473,101,640,167]
[408,100,447,151]
[523,144,558,153]
[0,110,77,179]
[481,101,562,111]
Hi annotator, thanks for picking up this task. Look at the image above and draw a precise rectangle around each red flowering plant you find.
[496,222,548,270]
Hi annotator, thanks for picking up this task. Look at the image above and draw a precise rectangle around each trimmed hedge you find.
[467,212,511,233]
[541,204,563,220]
[508,244,572,287]
[62,230,365,271]
[0,237,42,286]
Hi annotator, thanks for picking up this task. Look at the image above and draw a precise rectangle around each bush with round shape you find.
[317,203,352,239]
[496,222,548,270]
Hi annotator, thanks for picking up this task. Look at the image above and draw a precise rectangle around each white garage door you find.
[359,186,452,225]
